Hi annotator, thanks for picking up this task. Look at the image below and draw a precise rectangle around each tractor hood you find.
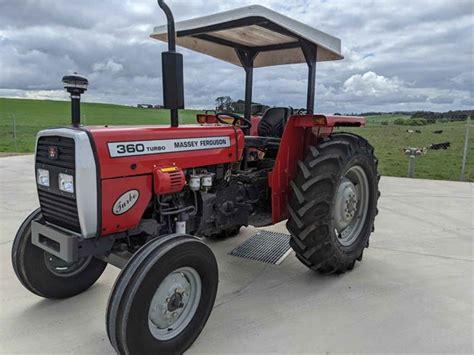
[88,125,244,179]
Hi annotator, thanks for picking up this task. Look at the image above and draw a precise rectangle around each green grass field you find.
[1,98,472,181]
[0,98,201,152]
[362,113,409,126]
[342,122,473,182]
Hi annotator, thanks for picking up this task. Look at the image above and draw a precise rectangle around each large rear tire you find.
[11,208,107,298]
[287,133,380,274]
[107,234,218,354]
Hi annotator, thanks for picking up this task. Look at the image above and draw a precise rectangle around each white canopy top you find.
[151,5,343,68]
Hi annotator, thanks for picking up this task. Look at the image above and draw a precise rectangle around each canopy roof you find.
[151,5,343,68]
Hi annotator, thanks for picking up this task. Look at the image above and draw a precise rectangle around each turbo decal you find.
[107,136,231,157]
[112,189,140,215]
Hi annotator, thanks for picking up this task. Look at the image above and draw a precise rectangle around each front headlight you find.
[37,169,50,187]
[58,173,74,193]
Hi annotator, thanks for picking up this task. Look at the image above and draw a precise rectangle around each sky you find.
[0,0,473,113]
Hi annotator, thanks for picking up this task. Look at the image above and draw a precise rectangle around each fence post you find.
[407,155,416,178]
[404,147,424,178]
[12,114,18,152]
[460,115,471,181]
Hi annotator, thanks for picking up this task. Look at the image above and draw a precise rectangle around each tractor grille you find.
[36,136,81,233]
[37,190,81,232]
[36,136,75,169]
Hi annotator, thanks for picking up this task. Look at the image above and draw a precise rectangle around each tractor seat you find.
[257,107,292,138]
[245,107,292,149]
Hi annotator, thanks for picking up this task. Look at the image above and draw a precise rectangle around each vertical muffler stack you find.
[157,0,184,127]
[62,73,88,126]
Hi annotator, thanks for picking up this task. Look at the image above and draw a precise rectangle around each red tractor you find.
[12,1,379,354]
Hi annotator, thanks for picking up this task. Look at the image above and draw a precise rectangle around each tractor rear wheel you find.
[11,208,107,298]
[287,133,380,274]
[107,234,218,354]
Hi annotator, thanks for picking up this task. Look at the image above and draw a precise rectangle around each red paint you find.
[249,116,261,136]
[101,175,152,235]
[88,124,244,236]
[89,112,364,235]
[326,115,365,127]
[153,167,186,194]
[294,114,365,128]
[268,114,364,223]
[268,116,308,223]
[89,125,244,179]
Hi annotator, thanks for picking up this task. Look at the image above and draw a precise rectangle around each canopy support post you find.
[236,49,258,135]
[301,42,318,114]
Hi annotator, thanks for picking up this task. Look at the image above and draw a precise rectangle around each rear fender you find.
[268,114,365,223]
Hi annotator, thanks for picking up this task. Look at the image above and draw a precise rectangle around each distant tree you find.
[215,97,225,111]
[215,96,234,111]
[411,110,470,123]
[223,96,233,111]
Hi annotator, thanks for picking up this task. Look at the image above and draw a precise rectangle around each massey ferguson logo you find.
[112,189,140,215]
[107,136,231,158]
[47,146,58,160]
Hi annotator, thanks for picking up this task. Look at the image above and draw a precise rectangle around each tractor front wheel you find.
[287,133,380,274]
[107,234,218,354]
[11,208,107,298]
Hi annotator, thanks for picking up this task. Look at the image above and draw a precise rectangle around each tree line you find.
[394,110,473,126]
[215,96,269,114]
[410,110,472,123]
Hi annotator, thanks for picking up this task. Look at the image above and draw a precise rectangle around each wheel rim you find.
[333,165,369,246]
[44,253,92,277]
[148,266,202,341]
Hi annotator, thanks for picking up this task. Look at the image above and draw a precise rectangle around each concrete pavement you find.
[0,155,473,353]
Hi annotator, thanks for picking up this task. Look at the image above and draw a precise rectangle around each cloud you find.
[343,72,402,97]
[92,59,124,73]
[0,0,473,113]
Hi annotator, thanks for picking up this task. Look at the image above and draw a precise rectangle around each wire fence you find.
[1,112,473,181]
[459,115,471,181]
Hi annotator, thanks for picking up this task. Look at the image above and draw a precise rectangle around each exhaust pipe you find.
[62,73,88,127]
[157,0,184,127]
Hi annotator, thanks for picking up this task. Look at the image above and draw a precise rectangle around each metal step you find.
[229,230,292,265]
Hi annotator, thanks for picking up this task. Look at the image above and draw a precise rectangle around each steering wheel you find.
[215,112,252,130]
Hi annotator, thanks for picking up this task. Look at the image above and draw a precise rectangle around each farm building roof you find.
[151,5,343,68]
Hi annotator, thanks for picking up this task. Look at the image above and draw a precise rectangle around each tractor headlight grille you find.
[35,136,81,233]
